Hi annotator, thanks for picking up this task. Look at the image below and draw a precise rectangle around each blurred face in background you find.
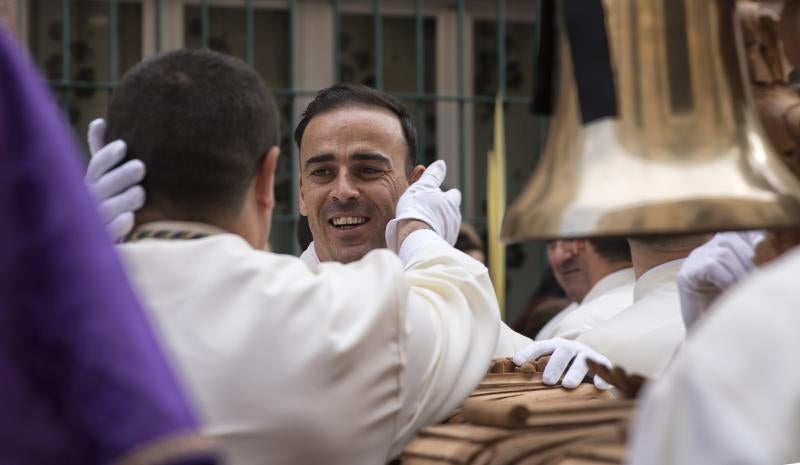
[546,239,591,303]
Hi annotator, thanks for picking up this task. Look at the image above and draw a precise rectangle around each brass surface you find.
[502,0,800,242]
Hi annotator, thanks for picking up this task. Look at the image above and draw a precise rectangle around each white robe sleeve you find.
[492,322,534,357]
[387,233,501,458]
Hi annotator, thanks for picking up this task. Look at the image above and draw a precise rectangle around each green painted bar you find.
[201,0,210,48]
[43,80,527,104]
[373,0,383,90]
[108,0,118,84]
[332,0,340,82]
[457,0,466,203]
[155,0,162,53]
[533,0,547,158]
[414,0,425,164]
[289,0,299,254]
[51,81,116,90]
[497,0,506,98]
[245,0,255,66]
[60,0,70,112]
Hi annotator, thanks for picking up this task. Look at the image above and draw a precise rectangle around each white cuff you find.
[398,229,448,265]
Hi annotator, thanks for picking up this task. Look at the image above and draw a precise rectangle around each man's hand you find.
[84,118,146,241]
[385,160,461,252]
[677,231,763,330]
[513,338,612,390]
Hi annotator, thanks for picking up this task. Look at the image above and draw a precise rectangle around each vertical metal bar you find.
[532,0,548,311]
[201,0,210,48]
[533,0,546,158]
[245,0,254,65]
[373,0,382,90]
[155,0,163,53]
[108,0,118,84]
[289,0,299,254]
[332,0,340,82]
[497,0,506,98]
[61,0,70,112]
[457,0,466,202]
[415,0,425,164]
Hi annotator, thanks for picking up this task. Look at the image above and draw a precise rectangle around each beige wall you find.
[0,0,16,36]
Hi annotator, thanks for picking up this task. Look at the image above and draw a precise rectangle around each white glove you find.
[513,338,612,390]
[678,231,763,330]
[84,118,146,241]
[385,160,461,252]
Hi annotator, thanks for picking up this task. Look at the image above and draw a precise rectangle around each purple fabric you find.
[0,27,216,465]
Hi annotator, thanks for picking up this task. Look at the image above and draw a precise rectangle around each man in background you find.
[515,235,707,387]
[536,237,634,340]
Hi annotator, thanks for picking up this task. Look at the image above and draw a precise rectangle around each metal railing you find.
[28,0,545,320]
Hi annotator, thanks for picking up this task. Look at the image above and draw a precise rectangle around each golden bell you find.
[502,0,800,243]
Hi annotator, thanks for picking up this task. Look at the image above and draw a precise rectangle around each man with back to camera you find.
[94,48,502,465]
[626,230,800,465]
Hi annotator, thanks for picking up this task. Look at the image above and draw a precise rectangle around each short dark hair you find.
[293,83,417,175]
[628,234,712,252]
[106,48,280,223]
[587,238,632,263]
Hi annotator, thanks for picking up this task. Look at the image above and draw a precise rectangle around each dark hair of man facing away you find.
[293,83,418,175]
[106,48,280,226]
[587,237,632,264]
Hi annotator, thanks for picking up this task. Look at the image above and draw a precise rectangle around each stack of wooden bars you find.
[401,358,635,465]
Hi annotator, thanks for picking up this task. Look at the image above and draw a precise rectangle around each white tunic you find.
[576,259,686,379]
[120,225,500,465]
[536,268,634,340]
[627,247,800,465]
[535,302,578,340]
[300,242,532,357]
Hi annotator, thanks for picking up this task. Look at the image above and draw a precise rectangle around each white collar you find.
[299,241,321,268]
[582,267,635,304]
[633,258,685,302]
[133,220,230,237]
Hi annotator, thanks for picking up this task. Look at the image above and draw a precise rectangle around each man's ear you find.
[256,145,281,210]
[298,172,307,216]
[409,164,425,184]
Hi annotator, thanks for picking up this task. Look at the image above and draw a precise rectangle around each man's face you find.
[299,106,411,263]
[546,239,590,303]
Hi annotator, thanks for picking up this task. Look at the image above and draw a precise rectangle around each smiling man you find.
[546,239,591,303]
[291,84,531,357]
[294,84,425,264]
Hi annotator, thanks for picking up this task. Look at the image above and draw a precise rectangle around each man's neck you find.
[628,244,690,279]
[135,210,259,247]
[585,260,631,289]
